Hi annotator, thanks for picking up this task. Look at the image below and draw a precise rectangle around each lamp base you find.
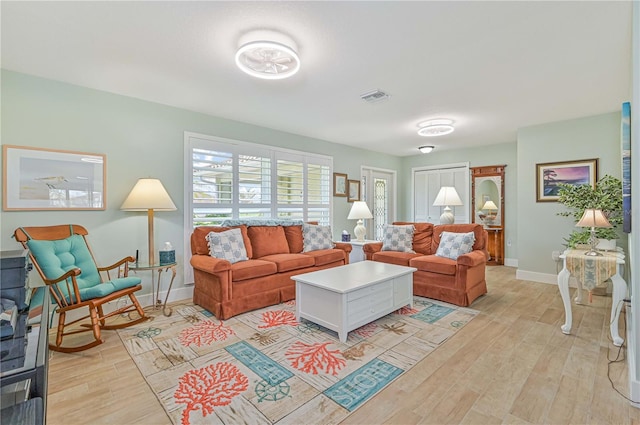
[584,228,602,256]
[439,207,455,225]
[353,220,367,242]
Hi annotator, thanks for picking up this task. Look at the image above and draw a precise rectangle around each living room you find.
[1,1,639,424]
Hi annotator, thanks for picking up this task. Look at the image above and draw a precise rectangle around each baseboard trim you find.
[504,258,518,268]
[515,269,558,284]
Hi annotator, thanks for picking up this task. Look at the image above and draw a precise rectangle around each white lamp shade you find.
[121,178,177,211]
[347,201,373,220]
[576,209,612,228]
[433,187,463,207]
[481,200,498,211]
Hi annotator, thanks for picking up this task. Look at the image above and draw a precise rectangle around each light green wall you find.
[1,70,625,288]
[517,112,623,275]
[400,142,518,261]
[0,70,400,293]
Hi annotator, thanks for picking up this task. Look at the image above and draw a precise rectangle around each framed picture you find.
[333,172,347,197]
[535,158,597,202]
[347,179,361,202]
[2,145,106,210]
[622,102,631,233]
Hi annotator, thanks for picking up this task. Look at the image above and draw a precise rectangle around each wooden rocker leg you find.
[97,304,106,327]
[48,309,104,353]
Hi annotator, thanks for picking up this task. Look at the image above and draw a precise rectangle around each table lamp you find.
[121,178,177,265]
[576,208,612,256]
[481,200,498,225]
[347,201,373,242]
[433,186,463,224]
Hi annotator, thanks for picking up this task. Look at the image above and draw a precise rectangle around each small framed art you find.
[347,179,361,202]
[333,173,347,197]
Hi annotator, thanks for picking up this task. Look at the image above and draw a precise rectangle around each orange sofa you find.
[363,222,489,306]
[190,223,352,319]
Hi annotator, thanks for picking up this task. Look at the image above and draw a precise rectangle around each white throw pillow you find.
[302,223,335,252]
[206,228,248,264]
[381,224,415,253]
[435,231,476,260]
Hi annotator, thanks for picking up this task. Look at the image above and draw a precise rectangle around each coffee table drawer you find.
[348,296,394,327]
[347,280,392,302]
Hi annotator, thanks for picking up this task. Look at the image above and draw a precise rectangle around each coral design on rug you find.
[352,322,377,338]
[174,362,249,425]
[118,297,478,425]
[285,341,346,375]
[394,305,419,315]
[179,320,235,347]
[258,310,299,328]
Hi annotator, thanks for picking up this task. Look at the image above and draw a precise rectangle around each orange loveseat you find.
[190,223,352,319]
[363,222,489,306]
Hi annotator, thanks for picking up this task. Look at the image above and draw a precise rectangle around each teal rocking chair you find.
[14,224,148,352]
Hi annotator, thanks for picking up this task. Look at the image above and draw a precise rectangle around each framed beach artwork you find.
[622,102,631,233]
[535,158,598,202]
[2,145,106,210]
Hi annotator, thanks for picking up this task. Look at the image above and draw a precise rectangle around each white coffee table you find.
[292,261,416,342]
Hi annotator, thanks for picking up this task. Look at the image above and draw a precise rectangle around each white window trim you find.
[183,131,333,284]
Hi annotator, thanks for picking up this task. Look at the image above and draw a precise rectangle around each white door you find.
[362,167,396,240]
[413,163,470,224]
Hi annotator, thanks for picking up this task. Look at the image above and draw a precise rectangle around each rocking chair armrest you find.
[45,268,81,285]
[97,256,136,272]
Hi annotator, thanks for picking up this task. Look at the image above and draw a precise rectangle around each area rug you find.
[118,297,478,425]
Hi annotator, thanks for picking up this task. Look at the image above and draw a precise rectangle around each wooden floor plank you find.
[45,266,635,424]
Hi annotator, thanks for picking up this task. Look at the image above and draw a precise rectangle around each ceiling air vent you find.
[360,89,390,103]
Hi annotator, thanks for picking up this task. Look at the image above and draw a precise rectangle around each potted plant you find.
[556,174,622,248]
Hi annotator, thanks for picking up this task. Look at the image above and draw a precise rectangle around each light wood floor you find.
[46,266,638,424]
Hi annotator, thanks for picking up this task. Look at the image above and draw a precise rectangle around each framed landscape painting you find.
[622,102,631,233]
[2,145,106,210]
[536,158,597,202]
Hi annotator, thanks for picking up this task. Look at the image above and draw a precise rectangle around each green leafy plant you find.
[556,174,622,248]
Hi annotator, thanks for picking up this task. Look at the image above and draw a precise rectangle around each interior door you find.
[362,167,396,240]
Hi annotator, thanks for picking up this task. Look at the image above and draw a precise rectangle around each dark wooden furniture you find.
[471,165,506,265]
[0,250,48,425]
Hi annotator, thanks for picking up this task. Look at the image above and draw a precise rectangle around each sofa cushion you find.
[433,224,485,252]
[192,225,252,258]
[248,226,290,258]
[302,248,345,266]
[207,228,248,264]
[435,231,476,260]
[371,250,422,266]
[410,255,457,275]
[230,259,278,282]
[302,223,335,252]
[259,253,315,273]
[393,222,434,255]
[283,225,304,253]
[381,224,415,253]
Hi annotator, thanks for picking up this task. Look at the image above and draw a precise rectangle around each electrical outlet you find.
[507,239,512,247]
[552,250,561,262]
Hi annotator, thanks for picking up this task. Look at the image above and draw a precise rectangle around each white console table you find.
[557,248,627,346]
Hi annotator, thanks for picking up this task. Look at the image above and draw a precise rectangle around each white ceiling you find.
[1,1,632,157]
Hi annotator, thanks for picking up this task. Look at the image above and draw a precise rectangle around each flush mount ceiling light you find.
[417,118,455,137]
[235,40,300,80]
[418,145,435,154]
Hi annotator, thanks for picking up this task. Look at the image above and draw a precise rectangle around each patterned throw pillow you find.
[302,223,335,252]
[381,224,415,253]
[435,231,476,260]
[206,228,248,264]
